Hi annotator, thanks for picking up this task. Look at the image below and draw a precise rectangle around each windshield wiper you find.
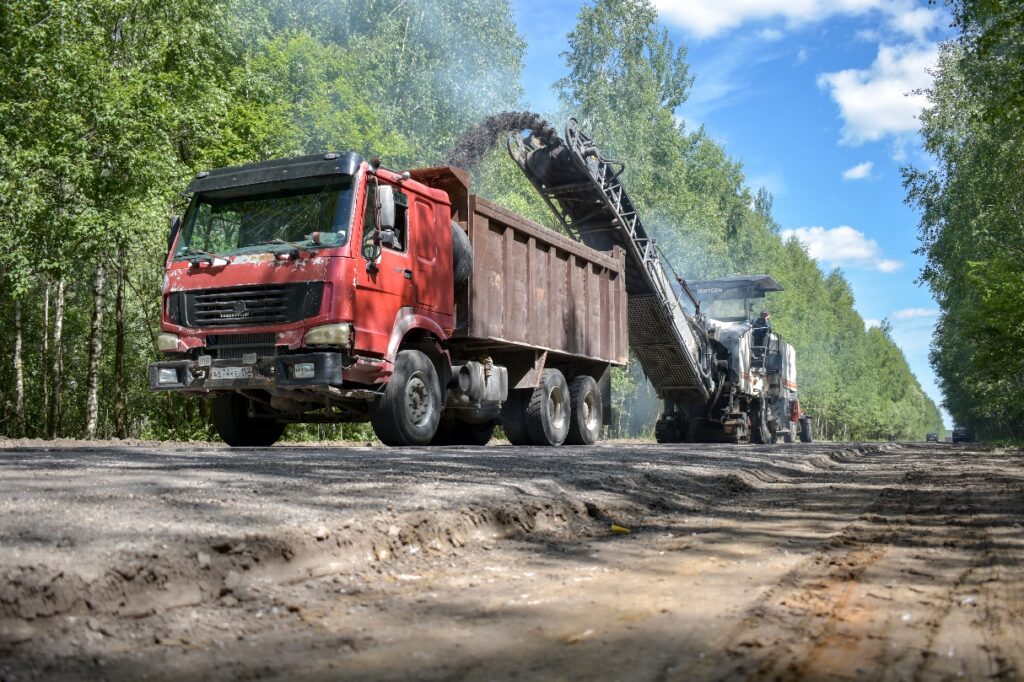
[260,238,321,258]
[181,248,230,266]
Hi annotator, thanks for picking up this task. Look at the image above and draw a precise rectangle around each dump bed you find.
[407,165,628,367]
[456,195,628,365]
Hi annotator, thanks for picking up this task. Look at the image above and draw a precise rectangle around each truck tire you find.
[566,375,601,445]
[799,416,813,443]
[500,389,533,445]
[782,423,795,443]
[525,369,570,446]
[451,221,472,290]
[371,349,442,446]
[212,393,286,447]
[431,418,496,446]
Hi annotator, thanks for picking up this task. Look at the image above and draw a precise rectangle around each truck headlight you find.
[157,367,180,384]
[305,323,352,347]
[157,333,180,352]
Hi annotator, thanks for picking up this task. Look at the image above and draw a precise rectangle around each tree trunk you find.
[14,299,25,436]
[85,261,106,438]
[42,281,50,434]
[47,278,65,439]
[113,248,127,438]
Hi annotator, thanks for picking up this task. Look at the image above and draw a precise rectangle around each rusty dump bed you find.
[408,165,628,367]
[458,196,628,365]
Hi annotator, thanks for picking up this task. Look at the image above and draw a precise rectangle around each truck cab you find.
[150,152,461,443]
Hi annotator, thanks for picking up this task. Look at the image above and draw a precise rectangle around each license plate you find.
[211,366,254,380]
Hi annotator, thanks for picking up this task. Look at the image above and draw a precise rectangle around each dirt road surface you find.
[0,440,1021,681]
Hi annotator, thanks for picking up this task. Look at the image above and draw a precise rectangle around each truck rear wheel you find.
[371,350,442,446]
[525,369,570,446]
[566,375,601,445]
[499,390,532,445]
[212,393,286,447]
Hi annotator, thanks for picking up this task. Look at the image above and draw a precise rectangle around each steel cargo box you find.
[457,195,628,366]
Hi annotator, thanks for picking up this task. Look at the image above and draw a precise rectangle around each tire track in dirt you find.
[694,446,1024,681]
[2,442,1020,681]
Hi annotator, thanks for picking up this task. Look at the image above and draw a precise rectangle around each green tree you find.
[904,0,1024,440]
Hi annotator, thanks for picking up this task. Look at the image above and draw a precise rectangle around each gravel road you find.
[0,440,1021,681]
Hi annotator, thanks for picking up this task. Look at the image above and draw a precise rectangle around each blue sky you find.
[511,0,953,426]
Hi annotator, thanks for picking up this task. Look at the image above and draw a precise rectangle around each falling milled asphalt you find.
[0,439,1021,681]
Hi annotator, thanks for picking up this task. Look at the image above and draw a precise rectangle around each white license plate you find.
[211,366,255,380]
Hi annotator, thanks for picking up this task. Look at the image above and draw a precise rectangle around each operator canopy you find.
[689,275,785,302]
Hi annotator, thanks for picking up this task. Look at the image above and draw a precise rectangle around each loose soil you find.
[0,441,1020,681]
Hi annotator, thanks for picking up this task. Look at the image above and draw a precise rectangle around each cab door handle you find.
[403,269,413,280]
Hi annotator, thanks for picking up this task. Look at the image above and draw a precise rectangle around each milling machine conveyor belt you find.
[509,120,712,400]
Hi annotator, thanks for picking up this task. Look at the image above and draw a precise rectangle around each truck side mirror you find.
[377,185,396,231]
[168,215,181,252]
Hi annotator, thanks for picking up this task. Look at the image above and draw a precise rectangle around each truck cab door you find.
[354,184,416,357]
[410,197,445,311]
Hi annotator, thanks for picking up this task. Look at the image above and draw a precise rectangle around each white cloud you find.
[759,28,784,41]
[891,307,938,320]
[653,0,881,38]
[781,225,904,272]
[653,0,943,40]
[890,6,943,39]
[864,318,882,329]
[817,42,938,145]
[796,47,810,64]
[842,161,874,180]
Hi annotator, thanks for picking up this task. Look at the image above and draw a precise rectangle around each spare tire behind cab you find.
[451,221,472,289]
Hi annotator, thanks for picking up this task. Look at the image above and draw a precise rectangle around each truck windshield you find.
[174,178,355,258]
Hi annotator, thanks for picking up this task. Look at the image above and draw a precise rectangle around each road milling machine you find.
[508,118,812,444]
[686,276,812,444]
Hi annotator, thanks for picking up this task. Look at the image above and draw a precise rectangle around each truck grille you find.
[174,282,324,328]
[206,333,277,360]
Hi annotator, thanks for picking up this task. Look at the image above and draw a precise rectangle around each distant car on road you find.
[926,432,939,442]
[951,428,973,443]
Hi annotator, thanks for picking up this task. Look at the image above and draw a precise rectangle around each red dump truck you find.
[150,153,627,446]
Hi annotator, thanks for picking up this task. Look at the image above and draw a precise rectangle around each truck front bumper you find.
[148,352,345,393]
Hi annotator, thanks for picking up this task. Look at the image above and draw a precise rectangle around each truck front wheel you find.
[525,369,570,446]
[212,393,286,447]
[372,349,442,446]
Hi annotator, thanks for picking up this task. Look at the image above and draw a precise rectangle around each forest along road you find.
[0,441,1021,681]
